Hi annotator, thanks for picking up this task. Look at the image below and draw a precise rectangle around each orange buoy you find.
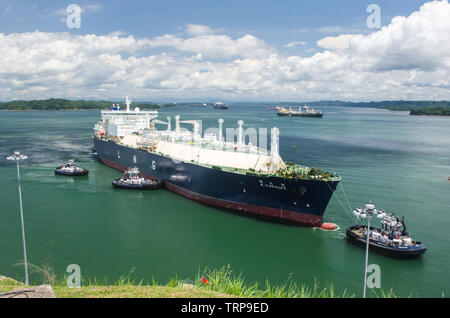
[318,222,337,231]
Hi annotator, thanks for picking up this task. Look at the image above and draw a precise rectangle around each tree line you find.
[0,98,161,110]
[410,107,450,116]
[282,100,450,111]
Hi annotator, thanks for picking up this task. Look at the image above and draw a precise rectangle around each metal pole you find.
[16,160,29,285]
[363,215,370,298]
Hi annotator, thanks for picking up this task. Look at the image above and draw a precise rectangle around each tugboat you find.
[55,160,89,176]
[112,167,162,190]
[346,203,426,258]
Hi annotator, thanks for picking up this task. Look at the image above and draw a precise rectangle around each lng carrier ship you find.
[93,97,341,227]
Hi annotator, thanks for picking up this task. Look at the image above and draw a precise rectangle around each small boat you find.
[346,203,426,258]
[55,160,89,176]
[112,167,162,190]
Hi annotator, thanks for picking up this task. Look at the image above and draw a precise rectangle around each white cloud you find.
[285,41,307,48]
[317,0,450,73]
[296,25,370,34]
[316,34,355,50]
[107,31,127,37]
[146,33,274,59]
[185,24,223,36]
[0,1,449,101]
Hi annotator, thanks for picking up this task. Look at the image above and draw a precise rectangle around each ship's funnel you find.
[125,96,132,112]
[237,120,244,148]
[218,119,224,143]
[193,121,200,140]
[175,115,180,136]
[270,127,279,158]
[167,116,171,131]
[270,127,280,171]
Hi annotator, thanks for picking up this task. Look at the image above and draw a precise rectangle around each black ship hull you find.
[94,138,339,226]
[277,113,323,118]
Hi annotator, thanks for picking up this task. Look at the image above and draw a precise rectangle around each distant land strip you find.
[282,100,450,111]
[0,98,161,110]
[0,99,449,115]
[409,106,450,116]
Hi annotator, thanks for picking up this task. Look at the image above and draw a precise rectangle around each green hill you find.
[283,100,450,111]
[0,99,160,110]
[410,106,450,116]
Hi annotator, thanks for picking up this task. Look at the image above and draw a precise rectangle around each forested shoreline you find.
[1,99,449,115]
[0,99,160,110]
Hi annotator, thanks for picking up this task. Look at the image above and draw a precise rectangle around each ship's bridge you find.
[97,96,158,137]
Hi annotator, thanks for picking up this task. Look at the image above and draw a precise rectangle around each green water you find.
[0,106,449,297]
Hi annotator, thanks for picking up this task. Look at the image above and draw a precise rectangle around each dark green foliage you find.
[195,265,353,298]
[282,100,450,111]
[410,106,450,116]
[0,99,160,110]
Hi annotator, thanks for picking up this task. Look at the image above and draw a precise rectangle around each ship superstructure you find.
[93,97,340,226]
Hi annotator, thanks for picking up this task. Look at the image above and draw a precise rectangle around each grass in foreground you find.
[2,265,402,298]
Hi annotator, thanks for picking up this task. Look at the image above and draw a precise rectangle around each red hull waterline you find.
[99,157,330,228]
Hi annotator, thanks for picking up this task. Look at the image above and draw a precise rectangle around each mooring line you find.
[339,182,354,214]
[339,182,358,223]
[327,182,357,223]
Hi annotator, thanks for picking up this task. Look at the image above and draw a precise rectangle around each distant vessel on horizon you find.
[213,102,229,109]
[278,105,323,118]
[190,103,208,107]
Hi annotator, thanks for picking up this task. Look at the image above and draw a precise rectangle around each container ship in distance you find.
[93,97,341,226]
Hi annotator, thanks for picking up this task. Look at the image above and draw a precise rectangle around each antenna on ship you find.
[125,96,132,112]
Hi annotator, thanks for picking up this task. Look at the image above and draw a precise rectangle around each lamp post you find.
[6,151,29,285]
[353,201,385,298]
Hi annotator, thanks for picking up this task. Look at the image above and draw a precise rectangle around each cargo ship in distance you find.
[93,97,341,226]
[278,105,323,118]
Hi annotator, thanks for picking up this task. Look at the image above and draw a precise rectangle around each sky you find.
[0,0,449,102]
